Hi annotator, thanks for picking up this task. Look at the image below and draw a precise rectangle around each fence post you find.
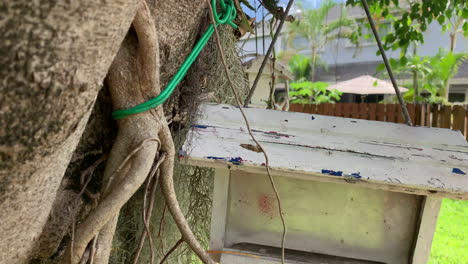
[387,104,396,123]
[431,105,440,127]
[407,104,417,125]
[317,104,325,115]
[424,104,431,127]
[289,104,303,113]
[439,105,452,129]
[415,104,422,126]
[343,103,351,118]
[376,104,385,121]
[452,105,466,137]
[359,103,369,120]
[368,103,377,121]
[350,103,359,119]
[335,103,343,117]
[289,103,466,140]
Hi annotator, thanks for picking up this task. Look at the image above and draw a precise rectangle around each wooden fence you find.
[289,103,468,140]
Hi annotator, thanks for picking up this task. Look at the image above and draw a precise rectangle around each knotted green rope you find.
[112,0,237,120]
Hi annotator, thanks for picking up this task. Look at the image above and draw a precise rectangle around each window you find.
[449,93,466,103]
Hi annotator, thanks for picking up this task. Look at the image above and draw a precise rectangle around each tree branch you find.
[206,1,287,263]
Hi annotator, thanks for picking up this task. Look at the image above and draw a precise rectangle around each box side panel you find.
[225,170,423,264]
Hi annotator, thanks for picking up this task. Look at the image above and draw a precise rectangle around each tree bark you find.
[0,1,140,263]
[311,46,317,82]
[412,45,419,103]
[1,0,224,262]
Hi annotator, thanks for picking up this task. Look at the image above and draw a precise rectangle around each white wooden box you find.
[180,104,468,264]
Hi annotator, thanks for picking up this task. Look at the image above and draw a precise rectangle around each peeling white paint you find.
[182,104,468,200]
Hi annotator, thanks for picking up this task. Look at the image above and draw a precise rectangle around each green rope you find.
[112,0,237,120]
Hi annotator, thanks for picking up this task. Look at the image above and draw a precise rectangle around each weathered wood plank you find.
[439,105,452,129]
[209,168,230,262]
[396,105,405,124]
[220,246,382,264]
[359,103,369,120]
[343,103,352,118]
[466,106,468,141]
[325,103,334,116]
[414,104,422,126]
[411,197,442,264]
[368,103,377,121]
[182,104,468,201]
[307,104,318,114]
[424,104,431,127]
[376,104,385,121]
[335,103,343,117]
[289,104,303,113]
[317,104,325,115]
[350,103,359,119]
[386,104,396,123]
[432,105,440,127]
[452,105,465,136]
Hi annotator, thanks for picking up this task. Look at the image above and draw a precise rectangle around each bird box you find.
[180,104,468,264]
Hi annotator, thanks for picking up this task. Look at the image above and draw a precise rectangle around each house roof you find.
[243,54,294,81]
[315,60,468,84]
[327,75,409,94]
[181,104,468,200]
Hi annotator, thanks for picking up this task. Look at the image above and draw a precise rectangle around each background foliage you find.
[346,0,468,54]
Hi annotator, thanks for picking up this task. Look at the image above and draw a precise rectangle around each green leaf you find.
[463,21,468,36]
[411,3,420,14]
[382,9,389,18]
[315,94,331,104]
[400,55,408,66]
[406,17,412,26]
[461,8,468,19]
[437,15,446,25]
[389,58,399,68]
[421,22,427,31]
[376,63,386,72]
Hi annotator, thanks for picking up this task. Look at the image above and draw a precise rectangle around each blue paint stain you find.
[229,157,244,165]
[207,156,224,160]
[322,169,343,176]
[192,124,208,129]
[206,156,244,165]
[350,172,362,179]
[452,168,466,175]
[311,116,315,120]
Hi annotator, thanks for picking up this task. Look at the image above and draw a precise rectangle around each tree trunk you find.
[1,0,240,262]
[311,46,317,82]
[443,31,458,101]
[450,32,457,53]
[0,1,140,263]
[412,45,419,103]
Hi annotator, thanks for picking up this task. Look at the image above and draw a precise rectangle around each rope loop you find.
[112,0,237,120]
[212,0,237,28]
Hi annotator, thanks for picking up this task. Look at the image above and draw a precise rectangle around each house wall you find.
[244,57,292,108]
[247,73,271,108]
[238,4,468,101]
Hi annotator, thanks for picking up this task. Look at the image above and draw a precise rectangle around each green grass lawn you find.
[429,199,468,264]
